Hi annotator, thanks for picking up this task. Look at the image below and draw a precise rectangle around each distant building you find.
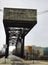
[24,46,32,53]
[43,47,48,56]
[32,46,44,56]
[24,46,32,60]
[24,45,44,60]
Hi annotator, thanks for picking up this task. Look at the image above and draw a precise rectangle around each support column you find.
[5,32,9,58]
[16,37,24,58]
[21,37,24,58]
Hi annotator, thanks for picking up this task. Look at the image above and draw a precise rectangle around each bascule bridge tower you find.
[3,8,37,58]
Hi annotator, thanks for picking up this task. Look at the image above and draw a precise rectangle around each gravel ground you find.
[0,57,48,65]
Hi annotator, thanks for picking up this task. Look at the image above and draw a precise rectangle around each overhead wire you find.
[0,9,3,11]
[37,10,48,15]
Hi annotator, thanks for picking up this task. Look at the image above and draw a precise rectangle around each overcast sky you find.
[0,0,48,50]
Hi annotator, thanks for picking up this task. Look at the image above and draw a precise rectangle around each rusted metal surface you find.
[3,8,37,21]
